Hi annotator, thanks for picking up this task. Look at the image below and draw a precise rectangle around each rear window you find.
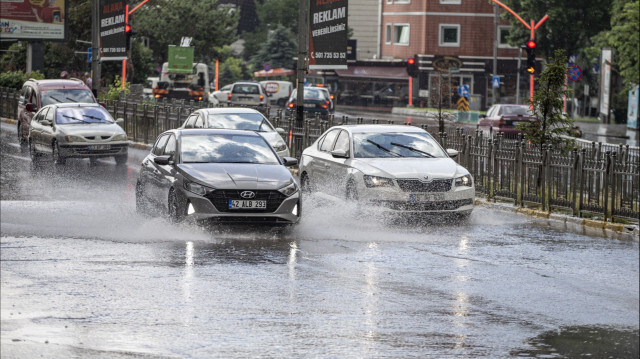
[232,84,260,95]
[41,89,95,106]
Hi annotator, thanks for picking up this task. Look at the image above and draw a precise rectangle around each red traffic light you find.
[125,24,131,33]
[407,57,415,65]
[526,39,536,49]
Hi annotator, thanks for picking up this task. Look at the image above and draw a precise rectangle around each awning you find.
[253,68,295,77]
[335,66,409,80]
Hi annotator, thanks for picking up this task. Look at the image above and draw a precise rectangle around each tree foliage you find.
[250,24,297,71]
[243,0,298,66]
[518,50,575,150]
[605,0,639,88]
[133,0,239,64]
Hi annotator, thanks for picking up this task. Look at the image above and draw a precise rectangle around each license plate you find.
[410,193,445,202]
[228,200,267,209]
[88,144,110,150]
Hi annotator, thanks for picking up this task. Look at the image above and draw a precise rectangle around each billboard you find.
[99,0,127,61]
[167,46,194,74]
[309,0,348,70]
[599,48,613,119]
[0,0,67,41]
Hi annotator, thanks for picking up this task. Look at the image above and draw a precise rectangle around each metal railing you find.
[1,87,638,223]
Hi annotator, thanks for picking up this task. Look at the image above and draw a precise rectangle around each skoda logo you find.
[421,175,430,182]
[240,191,256,199]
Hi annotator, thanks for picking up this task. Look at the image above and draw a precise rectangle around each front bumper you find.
[183,189,301,224]
[59,142,128,158]
[362,185,475,214]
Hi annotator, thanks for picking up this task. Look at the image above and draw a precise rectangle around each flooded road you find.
[1,121,638,358]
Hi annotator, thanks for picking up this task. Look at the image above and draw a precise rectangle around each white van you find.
[260,80,293,107]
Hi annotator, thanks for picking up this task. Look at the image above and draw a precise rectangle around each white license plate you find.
[228,200,267,209]
[410,193,445,202]
[88,144,110,150]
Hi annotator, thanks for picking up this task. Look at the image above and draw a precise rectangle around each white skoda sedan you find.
[299,125,474,217]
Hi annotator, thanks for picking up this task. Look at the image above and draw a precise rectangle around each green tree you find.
[250,24,297,71]
[243,0,298,63]
[518,50,575,150]
[219,57,244,86]
[134,0,239,64]
[131,41,156,84]
[0,42,26,72]
[603,0,639,88]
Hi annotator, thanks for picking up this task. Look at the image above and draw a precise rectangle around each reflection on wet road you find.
[1,121,638,358]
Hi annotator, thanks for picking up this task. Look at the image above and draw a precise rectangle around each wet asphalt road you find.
[1,121,638,358]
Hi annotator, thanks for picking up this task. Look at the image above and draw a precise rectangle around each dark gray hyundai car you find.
[135,128,300,224]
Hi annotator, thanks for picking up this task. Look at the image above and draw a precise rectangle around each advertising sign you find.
[599,48,613,118]
[628,85,639,130]
[309,0,348,70]
[0,0,67,41]
[167,46,194,74]
[99,0,126,61]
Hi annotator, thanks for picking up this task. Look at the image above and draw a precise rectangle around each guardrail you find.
[1,87,638,223]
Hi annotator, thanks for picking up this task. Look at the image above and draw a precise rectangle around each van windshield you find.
[41,89,95,106]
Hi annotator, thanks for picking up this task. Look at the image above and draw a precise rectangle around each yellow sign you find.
[456,97,469,112]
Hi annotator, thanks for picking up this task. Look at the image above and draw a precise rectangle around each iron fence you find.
[1,87,638,223]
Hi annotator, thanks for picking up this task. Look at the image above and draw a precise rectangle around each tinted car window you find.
[205,112,274,132]
[153,134,170,156]
[319,129,340,152]
[180,133,279,164]
[232,84,260,94]
[41,89,95,106]
[333,130,350,154]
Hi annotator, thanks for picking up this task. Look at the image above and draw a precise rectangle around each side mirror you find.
[446,149,459,158]
[116,118,124,126]
[41,119,52,126]
[331,149,349,158]
[275,127,285,135]
[26,103,37,112]
[154,155,172,165]
[281,156,298,167]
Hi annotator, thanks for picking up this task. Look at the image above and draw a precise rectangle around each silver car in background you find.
[299,125,474,218]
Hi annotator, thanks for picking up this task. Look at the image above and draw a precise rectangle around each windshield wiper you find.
[390,142,435,158]
[83,114,111,122]
[48,96,64,103]
[62,115,89,123]
[65,97,78,103]
[366,139,401,157]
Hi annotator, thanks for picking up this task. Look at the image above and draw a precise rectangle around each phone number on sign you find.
[313,52,346,59]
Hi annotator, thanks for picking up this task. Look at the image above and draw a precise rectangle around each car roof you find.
[333,124,427,134]
[171,128,263,137]
[200,107,263,115]
[27,79,90,89]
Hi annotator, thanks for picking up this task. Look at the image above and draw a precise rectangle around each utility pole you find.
[91,0,101,96]
[295,0,309,123]
[492,4,498,106]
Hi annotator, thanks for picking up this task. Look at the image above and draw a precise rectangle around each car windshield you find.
[180,133,279,164]
[56,107,114,124]
[41,89,94,106]
[353,132,447,158]
[500,106,532,116]
[206,113,275,132]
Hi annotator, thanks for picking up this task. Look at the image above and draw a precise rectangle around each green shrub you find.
[0,70,45,90]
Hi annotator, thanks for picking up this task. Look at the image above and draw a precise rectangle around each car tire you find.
[115,154,127,166]
[168,189,187,222]
[52,142,66,165]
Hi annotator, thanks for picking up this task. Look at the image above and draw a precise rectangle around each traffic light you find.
[125,22,133,50]
[525,39,536,74]
[406,56,418,77]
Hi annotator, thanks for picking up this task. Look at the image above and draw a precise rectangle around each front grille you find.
[206,190,287,213]
[373,198,473,211]
[396,179,452,193]
[63,144,127,155]
[84,135,111,140]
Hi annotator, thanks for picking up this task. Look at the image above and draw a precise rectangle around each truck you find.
[152,62,211,102]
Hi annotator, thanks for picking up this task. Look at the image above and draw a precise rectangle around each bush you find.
[0,70,45,90]
[98,75,130,101]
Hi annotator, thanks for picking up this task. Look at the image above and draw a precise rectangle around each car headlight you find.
[278,180,298,197]
[455,174,473,187]
[363,175,394,188]
[112,133,128,141]
[63,135,85,142]
[273,140,287,152]
[184,180,215,196]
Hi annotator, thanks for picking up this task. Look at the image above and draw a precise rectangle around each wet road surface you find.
[1,121,638,358]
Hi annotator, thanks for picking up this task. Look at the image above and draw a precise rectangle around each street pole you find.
[516,47,522,104]
[91,0,101,96]
[492,4,498,106]
[295,0,309,123]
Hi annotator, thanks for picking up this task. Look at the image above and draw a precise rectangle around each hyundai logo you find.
[240,191,256,199]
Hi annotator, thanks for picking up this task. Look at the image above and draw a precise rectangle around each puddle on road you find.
[511,326,639,358]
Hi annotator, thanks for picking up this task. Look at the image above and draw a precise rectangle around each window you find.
[385,24,391,44]
[439,24,460,47]
[394,0,410,3]
[498,26,516,48]
[183,114,197,128]
[194,115,204,129]
[440,0,461,4]
[152,135,169,156]
[164,135,176,157]
[394,24,409,45]
[333,130,350,154]
[319,129,340,152]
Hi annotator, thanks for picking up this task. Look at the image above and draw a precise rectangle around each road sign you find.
[87,47,92,63]
[492,76,500,88]
[456,97,469,112]
[457,84,469,98]
[567,64,582,82]
[264,63,271,72]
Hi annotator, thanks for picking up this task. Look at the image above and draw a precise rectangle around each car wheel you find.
[52,142,66,165]
[168,189,187,222]
[300,172,313,194]
[115,154,127,166]
[346,180,359,201]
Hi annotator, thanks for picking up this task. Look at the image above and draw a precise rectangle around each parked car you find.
[17,78,98,150]
[179,107,290,158]
[135,128,300,224]
[285,87,331,116]
[226,81,269,109]
[28,103,128,166]
[299,125,474,217]
[260,80,294,107]
[208,84,232,105]
[478,104,538,136]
